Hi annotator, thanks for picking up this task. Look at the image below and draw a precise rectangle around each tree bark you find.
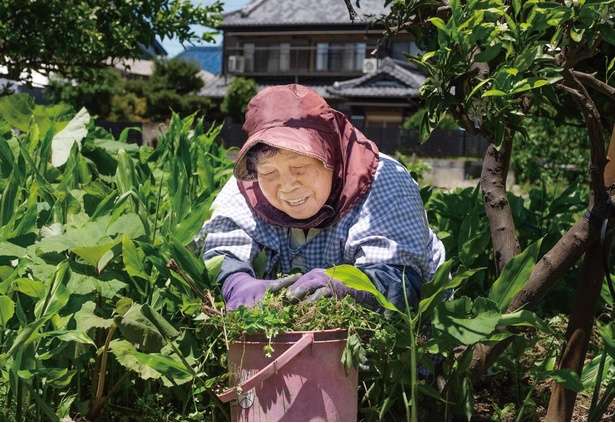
[480,138,521,273]
[544,240,608,421]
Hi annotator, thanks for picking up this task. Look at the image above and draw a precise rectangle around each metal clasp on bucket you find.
[217,332,315,405]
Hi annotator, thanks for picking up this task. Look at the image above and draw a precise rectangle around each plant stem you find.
[588,351,606,417]
[152,173,164,244]
[401,267,418,421]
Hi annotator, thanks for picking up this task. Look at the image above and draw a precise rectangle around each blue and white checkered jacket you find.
[196,153,445,308]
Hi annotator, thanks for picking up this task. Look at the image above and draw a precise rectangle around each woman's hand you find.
[222,272,301,310]
[286,268,375,304]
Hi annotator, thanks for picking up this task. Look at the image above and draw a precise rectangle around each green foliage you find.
[0,94,232,420]
[0,0,223,82]
[46,59,212,122]
[221,77,258,123]
[512,117,589,185]
[403,107,459,130]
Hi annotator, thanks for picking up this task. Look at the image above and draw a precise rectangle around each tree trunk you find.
[480,139,520,273]
[544,239,608,421]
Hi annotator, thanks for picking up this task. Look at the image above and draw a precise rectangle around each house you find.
[200,0,426,132]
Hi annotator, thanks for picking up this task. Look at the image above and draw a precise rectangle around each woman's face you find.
[256,148,334,220]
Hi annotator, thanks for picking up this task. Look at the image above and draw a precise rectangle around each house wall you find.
[222,28,414,82]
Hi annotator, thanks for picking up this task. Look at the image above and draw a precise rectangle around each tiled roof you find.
[329,57,424,97]
[222,0,389,27]
[200,58,424,100]
[199,77,337,99]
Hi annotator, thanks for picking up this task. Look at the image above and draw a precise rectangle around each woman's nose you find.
[279,172,301,192]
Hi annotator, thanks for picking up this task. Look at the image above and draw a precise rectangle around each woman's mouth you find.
[284,196,308,207]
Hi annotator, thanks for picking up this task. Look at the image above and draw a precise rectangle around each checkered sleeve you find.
[196,177,262,268]
[345,154,437,281]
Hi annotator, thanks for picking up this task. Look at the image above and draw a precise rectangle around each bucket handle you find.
[217,332,314,403]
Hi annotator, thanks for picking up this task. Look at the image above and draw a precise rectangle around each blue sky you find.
[160,0,250,57]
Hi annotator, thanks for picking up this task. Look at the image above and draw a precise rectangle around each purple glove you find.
[222,272,301,310]
[286,268,375,304]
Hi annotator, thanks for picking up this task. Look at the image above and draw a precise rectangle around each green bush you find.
[221,77,257,122]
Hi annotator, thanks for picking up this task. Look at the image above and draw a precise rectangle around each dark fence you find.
[218,122,489,158]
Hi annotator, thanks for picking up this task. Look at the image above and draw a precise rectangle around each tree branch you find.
[573,71,615,100]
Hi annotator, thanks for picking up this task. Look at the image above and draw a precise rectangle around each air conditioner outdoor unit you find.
[362,58,378,74]
[228,55,245,73]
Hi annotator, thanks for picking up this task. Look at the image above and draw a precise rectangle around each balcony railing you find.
[225,44,372,75]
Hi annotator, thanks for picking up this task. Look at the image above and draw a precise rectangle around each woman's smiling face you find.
[255,148,334,220]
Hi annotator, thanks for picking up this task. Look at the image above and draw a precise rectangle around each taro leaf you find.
[0,294,15,327]
[109,339,193,386]
[71,239,119,269]
[498,309,554,335]
[119,303,178,353]
[0,241,27,257]
[325,264,399,312]
[67,272,126,299]
[122,235,148,280]
[13,278,46,298]
[432,296,501,345]
[74,301,113,332]
[174,199,214,246]
[419,261,485,316]
[106,213,145,240]
[488,239,542,311]
[51,107,89,167]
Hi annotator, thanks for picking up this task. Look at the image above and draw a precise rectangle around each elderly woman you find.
[199,84,444,310]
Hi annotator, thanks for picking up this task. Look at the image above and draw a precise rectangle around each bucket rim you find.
[232,328,349,345]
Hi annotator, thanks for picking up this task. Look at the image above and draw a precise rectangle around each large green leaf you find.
[432,296,501,345]
[51,107,90,167]
[0,295,15,327]
[71,239,119,270]
[168,238,208,289]
[174,199,214,246]
[0,241,27,258]
[109,339,193,386]
[74,301,113,332]
[419,261,484,316]
[118,303,179,353]
[122,235,148,280]
[488,239,542,311]
[13,278,46,298]
[325,264,399,312]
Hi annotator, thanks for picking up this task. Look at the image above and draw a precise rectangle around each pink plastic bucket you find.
[217,329,358,421]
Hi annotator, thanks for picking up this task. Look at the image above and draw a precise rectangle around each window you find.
[316,43,329,71]
[355,43,366,71]
[280,43,290,72]
[243,43,254,72]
